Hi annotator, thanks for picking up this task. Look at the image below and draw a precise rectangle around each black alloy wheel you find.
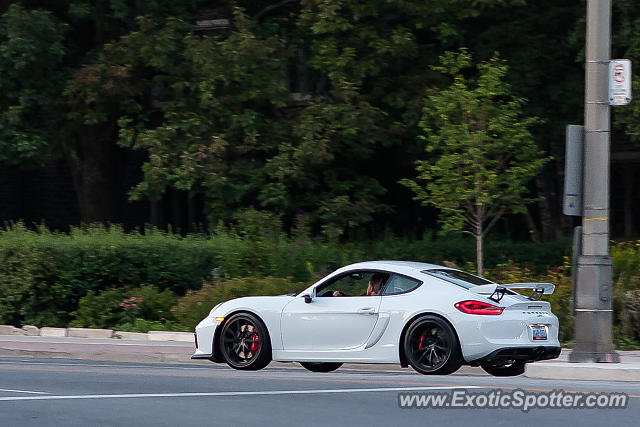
[481,360,526,377]
[403,315,463,375]
[219,312,271,370]
[299,362,343,373]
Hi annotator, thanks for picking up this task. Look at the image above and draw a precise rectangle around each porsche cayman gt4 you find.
[192,261,560,376]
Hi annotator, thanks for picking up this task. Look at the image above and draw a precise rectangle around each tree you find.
[0,4,67,165]
[111,10,290,225]
[401,50,549,275]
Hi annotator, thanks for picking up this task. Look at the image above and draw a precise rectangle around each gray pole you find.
[569,0,619,363]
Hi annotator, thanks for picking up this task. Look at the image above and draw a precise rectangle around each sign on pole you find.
[563,125,584,216]
[608,59,632,106]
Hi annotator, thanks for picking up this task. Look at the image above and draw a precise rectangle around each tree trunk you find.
[624,163,634,239]
[65,123,120,224]
[536,176,556,241]
[523,206,540,243]
[476,218,484,276]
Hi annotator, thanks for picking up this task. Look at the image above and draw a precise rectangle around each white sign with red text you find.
[608,59,632,106]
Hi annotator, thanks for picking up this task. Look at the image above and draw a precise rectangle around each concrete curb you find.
[114,331,149,341]
[0,325,24,335]
[525,362,640,382]
[148,331,194,342]
[40,327,67,337]
[0,324,192,342]
[67,328,114,339]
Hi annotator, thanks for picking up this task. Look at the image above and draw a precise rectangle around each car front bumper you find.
[191,316,223,360]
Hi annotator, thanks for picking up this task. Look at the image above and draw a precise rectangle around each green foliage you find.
[0,4,67,164]
[113,10,289,214]
[173,276,307,330]
[0,224,213,326]
[611,243,640,348]
[70,284,177,330]
[0,0,601,238]
[401,50,550,274]
[612,243,640,291]
[69,288,128,329]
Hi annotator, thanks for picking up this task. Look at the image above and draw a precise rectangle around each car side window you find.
[316,271,389,297]
[381,274,422,295]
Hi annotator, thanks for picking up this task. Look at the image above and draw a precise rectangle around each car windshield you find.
[423,269,494,289]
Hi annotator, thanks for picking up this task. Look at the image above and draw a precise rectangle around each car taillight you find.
[454,300,504,315]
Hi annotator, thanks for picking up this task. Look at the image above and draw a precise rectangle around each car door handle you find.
[357,307,376,315]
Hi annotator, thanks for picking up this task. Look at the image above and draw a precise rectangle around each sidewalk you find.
[0,334,197,364]
[524,348,640,382]
[1,334,640,381]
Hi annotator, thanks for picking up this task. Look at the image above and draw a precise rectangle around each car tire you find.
[403,315,463,375]
[481,360,526,377]
[299,362,343,373]
[219,312,271,371]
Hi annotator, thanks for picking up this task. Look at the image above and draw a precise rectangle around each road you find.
[0,357,638,427]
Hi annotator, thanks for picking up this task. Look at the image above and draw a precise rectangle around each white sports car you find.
[192,261,560,376]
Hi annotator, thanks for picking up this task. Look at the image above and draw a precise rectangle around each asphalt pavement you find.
[3,334,640,381]
[0,357,638,427]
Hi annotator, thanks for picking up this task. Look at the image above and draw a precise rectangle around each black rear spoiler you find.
[470,283,555,302]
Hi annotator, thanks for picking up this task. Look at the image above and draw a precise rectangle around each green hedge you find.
[0,224,213,326]
[0,223,571,328]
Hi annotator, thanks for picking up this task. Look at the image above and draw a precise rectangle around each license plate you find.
[530,325,548,341]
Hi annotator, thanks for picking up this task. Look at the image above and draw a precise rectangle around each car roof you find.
[338,260,452,274]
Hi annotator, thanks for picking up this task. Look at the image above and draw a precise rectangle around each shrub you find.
[612,243,640,292]
[619,290,640,344]
[115,319,180,333]
[69,288,129,329]
[173,276,308,330]
[0,224,212,326]
[70,285,177,330]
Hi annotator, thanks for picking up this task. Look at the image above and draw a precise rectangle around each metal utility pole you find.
[569,0,619,363]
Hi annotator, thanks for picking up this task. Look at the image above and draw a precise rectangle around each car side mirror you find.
[302,294,312,304]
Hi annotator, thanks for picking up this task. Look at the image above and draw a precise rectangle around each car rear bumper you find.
[470,346,561,365]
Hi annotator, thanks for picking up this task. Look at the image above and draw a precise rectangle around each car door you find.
[280,271,386,351]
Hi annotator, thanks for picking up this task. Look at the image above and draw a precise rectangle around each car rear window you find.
[422,269,494,289]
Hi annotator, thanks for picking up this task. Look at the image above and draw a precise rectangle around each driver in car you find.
[332,273,387,297]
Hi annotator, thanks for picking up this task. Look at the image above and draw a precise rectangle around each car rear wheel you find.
[481,360,526,377]
[219,312,271,370]
[299,362,343,373]
[403,315,463,375]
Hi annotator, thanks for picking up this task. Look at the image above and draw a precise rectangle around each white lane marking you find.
[0,340,191,347]
[0,388,49,395]
[0,361,211,370]
[0,361,405,374]
[0,386,479,402]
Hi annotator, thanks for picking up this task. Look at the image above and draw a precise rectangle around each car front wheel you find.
[219,312,271,370]
[403,315,463,375]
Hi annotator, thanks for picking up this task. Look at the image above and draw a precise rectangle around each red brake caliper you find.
[250,332,259,353]
[418,331,427,350]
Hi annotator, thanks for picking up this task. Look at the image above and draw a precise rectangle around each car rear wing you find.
[502,283,555,295]
[470,282,555,302]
